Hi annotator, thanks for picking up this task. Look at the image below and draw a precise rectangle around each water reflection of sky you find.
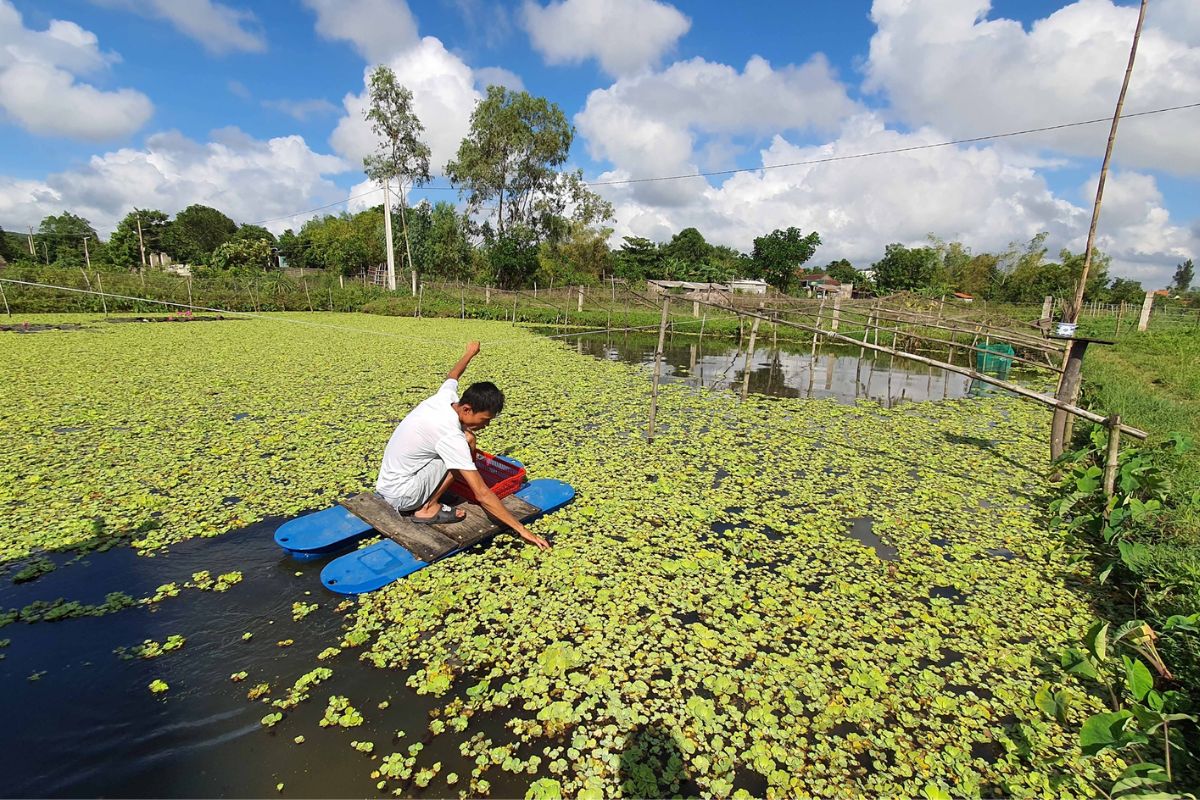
[562,332,979,405]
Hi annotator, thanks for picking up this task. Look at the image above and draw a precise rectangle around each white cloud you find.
[864,0,1200,175]
[302,0,418,62]
[593,113,1195,289]
[0,1,152,140]
[263,97,339,121]
[576,54,863,206]
[227,79,250,99]
[330,37,482,177]
[91,0,265,54]
[521,0,690,77]
[1077,170,1196,286]
[474,66,524,92]
[0,128,350,235]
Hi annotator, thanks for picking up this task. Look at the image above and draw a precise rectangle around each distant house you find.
[729,278,767,294]
[952,292,974,303]
[796,272,842,295]
[1153,289,1170,298]
[646,280,728,297]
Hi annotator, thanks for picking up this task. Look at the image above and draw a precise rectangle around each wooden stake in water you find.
[741,314,761,401]
[647,298,670,441]
[95,273,107,317]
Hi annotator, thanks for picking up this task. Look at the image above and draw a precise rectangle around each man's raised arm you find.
[447,341,481,381]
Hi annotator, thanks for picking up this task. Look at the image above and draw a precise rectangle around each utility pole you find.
[1067,0,1147,323]
[134,209,147,271]
[381,180,396,291]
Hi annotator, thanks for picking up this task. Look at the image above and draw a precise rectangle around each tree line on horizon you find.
[1,65,1193,305]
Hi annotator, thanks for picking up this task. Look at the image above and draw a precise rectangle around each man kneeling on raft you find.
[375,341,551,551]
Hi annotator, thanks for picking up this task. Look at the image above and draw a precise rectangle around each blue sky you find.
[0,0,1196,286]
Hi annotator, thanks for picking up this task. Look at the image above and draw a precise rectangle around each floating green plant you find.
[0,313,1134,795]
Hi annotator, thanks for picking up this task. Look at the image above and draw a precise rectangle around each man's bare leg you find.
[412,471,466,521]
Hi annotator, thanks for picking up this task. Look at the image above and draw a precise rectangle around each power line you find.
[585,101,1200,186]
[5,101,1197,237]
[236,100,1200,225]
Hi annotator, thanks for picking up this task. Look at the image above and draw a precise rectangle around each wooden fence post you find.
[0,280,10,318]
[1137,291,1153,332]
[302,279,314,312]
[577,286,584,313]
[485,285,491,304]
[1103,414,1122,500]
[831,290,843,332]
[647,297,671,440]
[95,273,107,317]
[1041,295,1053,320]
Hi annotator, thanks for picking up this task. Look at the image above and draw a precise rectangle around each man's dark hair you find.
[460,381,504,415]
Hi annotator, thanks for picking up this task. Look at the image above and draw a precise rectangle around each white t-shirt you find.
[376,379,476,499]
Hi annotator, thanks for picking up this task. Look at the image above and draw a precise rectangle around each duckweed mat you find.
[1,313,1122,797]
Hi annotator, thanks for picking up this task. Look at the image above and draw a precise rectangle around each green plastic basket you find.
[976,342,1015,374]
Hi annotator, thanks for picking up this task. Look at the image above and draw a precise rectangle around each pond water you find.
[0,522,538,798]
[543,330,1006,405]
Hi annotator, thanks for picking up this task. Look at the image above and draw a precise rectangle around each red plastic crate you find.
[449,451,526,502]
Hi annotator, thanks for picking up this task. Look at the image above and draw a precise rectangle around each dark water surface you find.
[544,329,992,405]
[0,522,536,798]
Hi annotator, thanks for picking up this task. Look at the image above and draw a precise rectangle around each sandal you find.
[411,504,466,525]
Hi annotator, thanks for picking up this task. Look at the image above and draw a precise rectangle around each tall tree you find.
[363,65,432,287]
[0,225,18,264]
[662,227,713,271]
[232,224,277,244]
[1107,277,1145,304]
[37,211,97,267]
[871,243,944,294]
[109,210,170,270]
[613,236,662,281]
[1172,258,1194,293]
[427,202,471,281]
[750,227,821,292]
[822,258,861,287]
[277,229,310,270]
[164,205,236,266]
[445,86,611,241]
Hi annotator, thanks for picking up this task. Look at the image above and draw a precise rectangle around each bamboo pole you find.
[647,298,671,440]
[1104,414,1122,499]
[0,280,9,317]
[741,314,761,401]
[689,297,1149,440]
[95,273,107,317]
[303,279,314,312]
[1067,0,1147,323]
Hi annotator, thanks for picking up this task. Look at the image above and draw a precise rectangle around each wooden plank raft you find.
[341,492,540,562]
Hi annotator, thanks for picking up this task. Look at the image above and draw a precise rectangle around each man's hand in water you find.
[518,527,552,551]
